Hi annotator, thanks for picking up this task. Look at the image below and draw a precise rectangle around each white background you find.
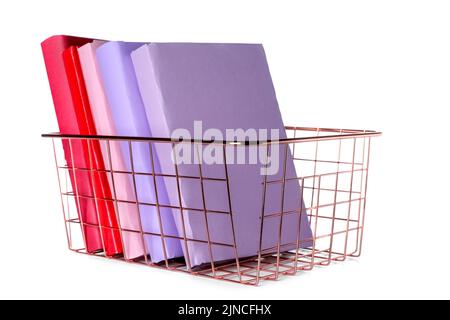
[0,0,449,300]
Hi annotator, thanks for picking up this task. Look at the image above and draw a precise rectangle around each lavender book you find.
[132,43,313,268]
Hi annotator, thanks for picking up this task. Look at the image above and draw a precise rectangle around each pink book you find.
[77,40,146,260]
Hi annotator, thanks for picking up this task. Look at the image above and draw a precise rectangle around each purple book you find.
[96,41,183,263]
[131,43,313,268]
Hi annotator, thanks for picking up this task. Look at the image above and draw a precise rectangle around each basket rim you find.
[41,126,382,145]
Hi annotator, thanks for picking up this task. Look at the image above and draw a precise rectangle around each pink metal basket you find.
[42,125,381,285]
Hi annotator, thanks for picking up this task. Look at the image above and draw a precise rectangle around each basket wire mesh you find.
[42,126,381,286]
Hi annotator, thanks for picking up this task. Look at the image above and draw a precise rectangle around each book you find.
[42,35,104,254]
[96,41,183,263]
[131,43,313,268]
[61,45,123,256]
[78,40,145,260]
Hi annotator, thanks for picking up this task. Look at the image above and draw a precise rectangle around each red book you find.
[42,36,123,256]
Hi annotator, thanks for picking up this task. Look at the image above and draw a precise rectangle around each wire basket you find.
[42,126,381,286]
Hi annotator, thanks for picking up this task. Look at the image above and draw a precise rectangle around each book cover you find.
[78,40,146,260]
[131,43,313,268]
[96,41,183,263]
[41,35,103,253]
[62,45,123,256]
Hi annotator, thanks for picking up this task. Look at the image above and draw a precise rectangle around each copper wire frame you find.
[42,126,381,286]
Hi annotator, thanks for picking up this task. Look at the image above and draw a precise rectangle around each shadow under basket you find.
[42,125,381,286]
